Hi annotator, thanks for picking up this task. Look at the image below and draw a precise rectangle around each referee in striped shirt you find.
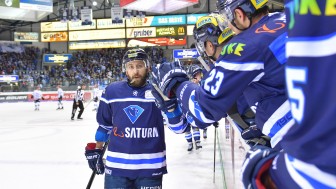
[71,84,86,120]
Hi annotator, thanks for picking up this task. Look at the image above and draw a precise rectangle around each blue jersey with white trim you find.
[96,81,167,178]
[175,12,294,148]
[269,1,336,188]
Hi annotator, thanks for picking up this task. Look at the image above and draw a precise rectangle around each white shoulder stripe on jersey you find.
[216,60,264,71]
[285,153,336,189]
[100,97,155,103]
[99,124,112,130]
[287,32,336,57]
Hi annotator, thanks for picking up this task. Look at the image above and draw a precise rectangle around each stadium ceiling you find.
[0,0,284,34]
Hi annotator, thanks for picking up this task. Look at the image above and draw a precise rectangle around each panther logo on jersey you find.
[123,105,144,124]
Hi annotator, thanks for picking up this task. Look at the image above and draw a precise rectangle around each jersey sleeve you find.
[175,42,264,124]
[96,87,113,135]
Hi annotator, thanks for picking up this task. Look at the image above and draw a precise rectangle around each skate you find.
[187,143,193,151]
[203,130,207,139]
[77,117,83,120]
[56,108,60,110]
[195,141,202,150]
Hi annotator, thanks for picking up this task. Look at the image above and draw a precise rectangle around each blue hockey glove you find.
[85,143,105,175]
[151,62,189,98]
[241,145,278,189]
[151,83,178,112]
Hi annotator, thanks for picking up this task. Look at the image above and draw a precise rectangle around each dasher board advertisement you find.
[156,26,185,37]
[126,27,156,38]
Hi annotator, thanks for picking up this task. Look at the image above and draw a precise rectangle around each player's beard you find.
[128,74,147,87]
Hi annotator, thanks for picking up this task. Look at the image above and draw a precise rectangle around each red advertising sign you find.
[27,92,92,102]
[127,36,186,47]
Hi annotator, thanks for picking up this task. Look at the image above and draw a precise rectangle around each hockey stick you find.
[84,98,93,109]
[86,140,109,189]
[213,122,218,183]
[197,56,210,72]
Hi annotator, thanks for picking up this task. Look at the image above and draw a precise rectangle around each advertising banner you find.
[187,13,207,24]
[156,26,185,37]
[97,18,125,29]
[43,54,72,63]
[0,75,19,82]
[68,19,96,30]
[126,27,156,38]
[41,22,68,32]
[41,32,68,42]
[69,40,126,50]
[69,29,125,41]
[126,14,186,27]
[187,25,194,36]
[20,0,53,12]
[128,37,187,47]
[14,32,39,42]
[0,0,19,8]
[0,95,28,102]
[173,49,199,59]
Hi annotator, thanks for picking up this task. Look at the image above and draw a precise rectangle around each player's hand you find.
[241,145,278,189]
[41,97,45,100]
[85,143,105,174]
[151,62,189,98]
[151,83,178,112]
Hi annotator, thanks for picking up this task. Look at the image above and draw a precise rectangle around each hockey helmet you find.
[216,0,268,23]
[188,64,203,79]
[193,12,234,56]
[122,48,150,72]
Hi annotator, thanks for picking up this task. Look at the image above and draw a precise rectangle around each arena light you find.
[120,0,198,14]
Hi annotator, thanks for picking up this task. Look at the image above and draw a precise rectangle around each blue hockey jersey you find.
[175,12,294,148]
[269,1,336,188]
[95,81,167,178]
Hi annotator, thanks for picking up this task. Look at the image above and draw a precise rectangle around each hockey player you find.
[188,64,208,140]
[85,48,167,188]
[92,84,99,111]
[32,86,43,111]
[56,85,64,110]
[240,1,336,188]
[151,0,293,150]
[71,84,85,120]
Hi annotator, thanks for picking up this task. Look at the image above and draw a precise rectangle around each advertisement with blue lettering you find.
[173,49,199,59]
[43,54,72,63]
[126,14,186,27]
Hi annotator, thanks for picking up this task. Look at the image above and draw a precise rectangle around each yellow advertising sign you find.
[41,32,68,42]
[41,22,68,32]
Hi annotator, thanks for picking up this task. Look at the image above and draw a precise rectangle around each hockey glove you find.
[241,145,278,189]
[151,62,189,98]
[85,143,105,175]
[151,83,178,112]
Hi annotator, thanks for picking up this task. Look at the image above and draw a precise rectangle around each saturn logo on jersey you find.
[123,105,144,124]
[255,22,285,34]
[125,127,159,138]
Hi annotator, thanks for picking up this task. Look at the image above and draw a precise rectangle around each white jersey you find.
[32,90,42,100]
[93,88,99,98]
[57,88,64,98]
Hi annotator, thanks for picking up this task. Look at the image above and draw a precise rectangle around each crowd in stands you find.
[0,44,166,92]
